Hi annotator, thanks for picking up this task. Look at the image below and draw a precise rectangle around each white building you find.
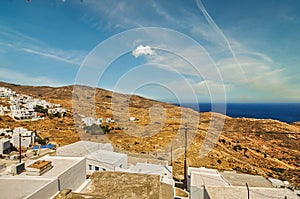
[204,186,298,199]
[12,135,32,148]
[0,105,8,115]
[129,117,136,121]
[189,167,298,199]
[0,127,35,148]
[0,87,16,98]
[48,107,66,116]
[56,141,125,172]
[11,108,37,120]
[0,128,12,136]
[126,163,172,180]
[87,150,127,172]
[189,167,230,199]
[105,118,114,123]
[0,155,87,199]
[81,117,103,126]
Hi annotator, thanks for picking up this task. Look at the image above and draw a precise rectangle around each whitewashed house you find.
[87,150,127,172]
[0,105,5,115]
[11,108,37,120]
[105,118,114,123]
[129,117,136,121]
[56,141,126,172]
[0,87,16,98]
[12,127,36,148]
[0,128,13,136]
[81,117,102,126]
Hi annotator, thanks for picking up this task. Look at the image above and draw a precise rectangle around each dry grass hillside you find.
[0,81,299,188]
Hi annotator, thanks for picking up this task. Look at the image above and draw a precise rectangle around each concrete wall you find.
[159,182,174,199]
[190,185,205,199]
[12,136,31,148]
[27,179,59,199]
[58,158,86,191]
[87,158,115,171]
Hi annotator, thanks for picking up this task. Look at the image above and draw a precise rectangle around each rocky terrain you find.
[0,81,299,188]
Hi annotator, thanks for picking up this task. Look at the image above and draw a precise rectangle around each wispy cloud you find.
[0,24,85,66]
[22,48,82,65]
[0,67,63,86]
[0,25,40,43]
[80,0,144,30]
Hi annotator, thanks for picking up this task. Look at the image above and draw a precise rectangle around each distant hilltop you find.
[0,81,299,188]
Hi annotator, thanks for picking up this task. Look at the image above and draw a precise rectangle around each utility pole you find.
[19,133,22,163]
[170,144,172,166]
[183,124,188,190]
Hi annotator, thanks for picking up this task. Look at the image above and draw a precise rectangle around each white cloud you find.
[132,45,156,58]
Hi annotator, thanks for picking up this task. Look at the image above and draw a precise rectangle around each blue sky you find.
[0,0,299,102]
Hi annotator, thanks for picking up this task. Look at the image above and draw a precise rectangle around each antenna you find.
[246,183,250,199]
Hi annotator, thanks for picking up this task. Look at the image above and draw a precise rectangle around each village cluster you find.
[0,87,66,120]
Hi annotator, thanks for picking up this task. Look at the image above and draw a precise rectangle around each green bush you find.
[270,167,285,173]
[84,124,110,135]
[34,105,48,115]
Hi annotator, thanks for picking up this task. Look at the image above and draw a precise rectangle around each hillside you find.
[0,81,299,188]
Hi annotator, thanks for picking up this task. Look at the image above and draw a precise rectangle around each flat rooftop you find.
[56,141,113,157]
[24,155,85,177]
[205,185,298,199]
[0,177,55,199]
[191,172,229,187]
[221,171,274,188]
[0,155,86,199]
[79,171,160,199]
[127,163,167,177]
[87,150,126,165]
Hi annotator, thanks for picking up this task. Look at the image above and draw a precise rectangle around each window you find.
[95,166,99,171]
[102,168,106,171]
[88,164,92,170]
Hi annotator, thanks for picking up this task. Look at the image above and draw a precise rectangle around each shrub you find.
[270,167,285,173]
[34,105,48,115]
[233,144,242,152]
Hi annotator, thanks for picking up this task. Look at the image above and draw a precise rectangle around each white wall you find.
[12,136,31,148]
[87,158,115,172]
[57,158,86,191]
[27,179,59,199]
[190,185,205,199]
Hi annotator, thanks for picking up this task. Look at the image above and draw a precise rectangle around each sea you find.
[175,103,300,124]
